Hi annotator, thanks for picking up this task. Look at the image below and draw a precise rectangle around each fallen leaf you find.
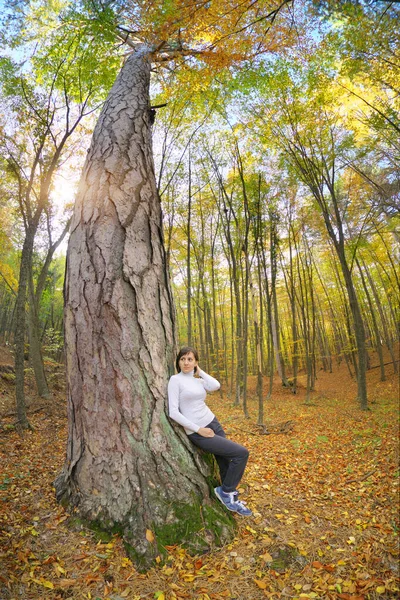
[260,552,273,562]
[57,579,78,588]
[376,587,386,594]
[146,529,155,543]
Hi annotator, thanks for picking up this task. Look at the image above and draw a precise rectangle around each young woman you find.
[168,346,252,517]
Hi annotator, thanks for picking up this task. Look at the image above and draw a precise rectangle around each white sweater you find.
[168,368,220,435]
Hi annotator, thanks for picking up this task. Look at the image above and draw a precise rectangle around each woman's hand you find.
[198,427,215,438]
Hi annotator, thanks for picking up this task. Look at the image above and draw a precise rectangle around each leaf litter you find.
[0,346,398,600]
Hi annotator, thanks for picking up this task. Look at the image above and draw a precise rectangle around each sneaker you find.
[232,490,253,517]
[214,487,253,517]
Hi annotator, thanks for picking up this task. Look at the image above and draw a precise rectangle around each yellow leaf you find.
[254,579,267,589]
[260,552,273,562]
[120,589,130,598]
[376,586,386,594]
[31,578,54,589]
[54,563,66,575]
[347,536,356,544]
[146,529,155,543]
[121,557,132,567]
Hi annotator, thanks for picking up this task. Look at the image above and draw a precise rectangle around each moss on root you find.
[153,498,234,554]
[68,496,235,571]
[67,516,124,543]
[124,498,235,570]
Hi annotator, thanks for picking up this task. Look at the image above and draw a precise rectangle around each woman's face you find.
[179,352,198,373]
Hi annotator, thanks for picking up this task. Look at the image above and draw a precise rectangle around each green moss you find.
[196,450,223,498]
[123,496,235,571]
[269,545,306,573]
[68,516,124,543]
[124,540,157,571]
[153,496,235,556]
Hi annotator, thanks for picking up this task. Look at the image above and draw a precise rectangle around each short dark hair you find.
[176,346,199,373]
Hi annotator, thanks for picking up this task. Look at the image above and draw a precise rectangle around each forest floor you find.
[0,345,398,600]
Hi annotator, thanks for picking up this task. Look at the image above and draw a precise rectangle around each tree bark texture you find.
[56,48,233,568]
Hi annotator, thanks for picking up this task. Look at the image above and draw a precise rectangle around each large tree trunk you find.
[55,47,234,569]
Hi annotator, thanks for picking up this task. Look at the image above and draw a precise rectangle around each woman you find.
[168,346,252,517]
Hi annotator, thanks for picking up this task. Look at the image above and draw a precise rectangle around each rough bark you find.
[55,47,234,568]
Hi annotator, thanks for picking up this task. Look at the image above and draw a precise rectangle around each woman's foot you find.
[214,486,253,516]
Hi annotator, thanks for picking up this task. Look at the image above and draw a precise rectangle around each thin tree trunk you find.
[186,149,192,346]
[288,229,298,393]
[259,234,274,398]
[15,226,38,429]
[339,251,368,408]
[362,257,398,373]
[210,219,223,390]
[242,254,249,418]
[28,281,50,398]
[356,258,385,381]
[248,256,263,424]
[270,216,289,387]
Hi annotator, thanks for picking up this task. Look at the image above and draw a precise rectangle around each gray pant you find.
[188,417,249,493]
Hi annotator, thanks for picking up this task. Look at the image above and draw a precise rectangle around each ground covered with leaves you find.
[0,346,398,600]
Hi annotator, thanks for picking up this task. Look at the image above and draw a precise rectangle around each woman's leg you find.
[208,418,230,483]
[188,421,249,492]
